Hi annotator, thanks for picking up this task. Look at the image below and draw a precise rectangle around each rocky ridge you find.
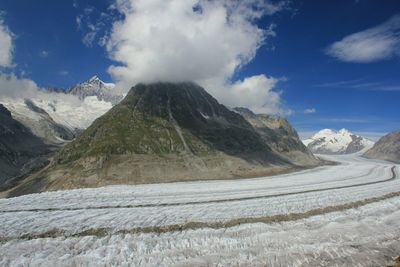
[7,82,321,195]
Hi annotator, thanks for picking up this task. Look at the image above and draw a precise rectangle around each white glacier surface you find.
[0,154,399,266]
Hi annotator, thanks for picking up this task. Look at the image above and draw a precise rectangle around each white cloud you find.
[82,31,97,47]
[73,0,78,9]
[0,17,13,67]
[58,70,69,76]
[204,74,289,115]
[0,17,39,99]
[325,15,400,63]
[106,0,289,114]
[0,19,76,104]
[39,50,49,58]
[374,85,400,91]
[304,108,316,114]
[76,7,116,47]
[0,73,39,99]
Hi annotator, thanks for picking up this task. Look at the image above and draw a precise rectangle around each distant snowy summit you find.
[0,75,123,144]
[67,75,122,105]
[303,128,374,154]
[45,75,122,105]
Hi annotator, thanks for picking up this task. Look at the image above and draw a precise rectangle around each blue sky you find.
[0,0,399,139]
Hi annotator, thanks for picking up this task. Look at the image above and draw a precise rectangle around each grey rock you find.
[0,104,51,190]
[67,75,123,105]
[363,131,400,163]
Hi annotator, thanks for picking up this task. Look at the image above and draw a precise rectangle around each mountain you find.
[67,75,123,105]
[0,75,122,144]
[233,107,318,166]
[3,99,76,144]
[0,104,51,190]
[363,131,400,163]
[303,128,374,154]
[7,82,320,195]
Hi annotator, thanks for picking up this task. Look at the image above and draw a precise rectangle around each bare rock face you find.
[0,104,50,190]
[363,131,400,163]
[8,83,321,196]
[233,107,318,166]
[68,75,123,105]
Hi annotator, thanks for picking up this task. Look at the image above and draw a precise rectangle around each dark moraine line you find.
[0,166,396,213]
[2,182,400,243]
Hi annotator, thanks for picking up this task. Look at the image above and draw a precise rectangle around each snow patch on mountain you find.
[33,96,113,130]
[303,128,374,154]
[0,75,121,143]
[67,75,122,105]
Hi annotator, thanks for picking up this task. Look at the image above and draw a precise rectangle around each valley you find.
[0,153,399,266]
[0,1,399,266]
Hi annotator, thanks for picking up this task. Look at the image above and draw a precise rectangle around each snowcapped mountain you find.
[68,75,123,105]
[0,75,122,144]
[1,98,76,144]
[303,128,374,154]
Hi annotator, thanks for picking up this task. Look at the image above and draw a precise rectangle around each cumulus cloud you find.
[204,74,289,115]
[106,0,289,114]
[0,73,94,111]
[76,6,117,47]
[0,16,13,67]
[325,15,400,63]
[304,108,316,114]
[0,19,81,106]
[0,18,39,99]
[0,73,39,98]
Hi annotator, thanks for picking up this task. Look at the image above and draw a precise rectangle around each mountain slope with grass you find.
[8,83,321,196]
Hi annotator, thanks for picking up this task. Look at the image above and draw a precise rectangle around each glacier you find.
[0,153,399,266]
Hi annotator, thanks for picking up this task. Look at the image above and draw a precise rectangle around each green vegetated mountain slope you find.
[363,130,400,163]
[0,104,50,190]
[8,83,320,195]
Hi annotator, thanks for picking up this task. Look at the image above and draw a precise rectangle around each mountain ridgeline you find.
[233,107,316,166]
[8,82,319,195]
[303,129,374,155]
[1,75,121,145]
[363,130,400,163]
[67,75,123,105]
[0,105,50,190]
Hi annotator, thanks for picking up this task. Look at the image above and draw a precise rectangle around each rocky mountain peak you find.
[68,75,122,105]
[8,82,321,194]
[88,75,101,83]
[233,107,316,165]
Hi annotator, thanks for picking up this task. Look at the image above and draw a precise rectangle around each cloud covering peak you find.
[106,0,289,114]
